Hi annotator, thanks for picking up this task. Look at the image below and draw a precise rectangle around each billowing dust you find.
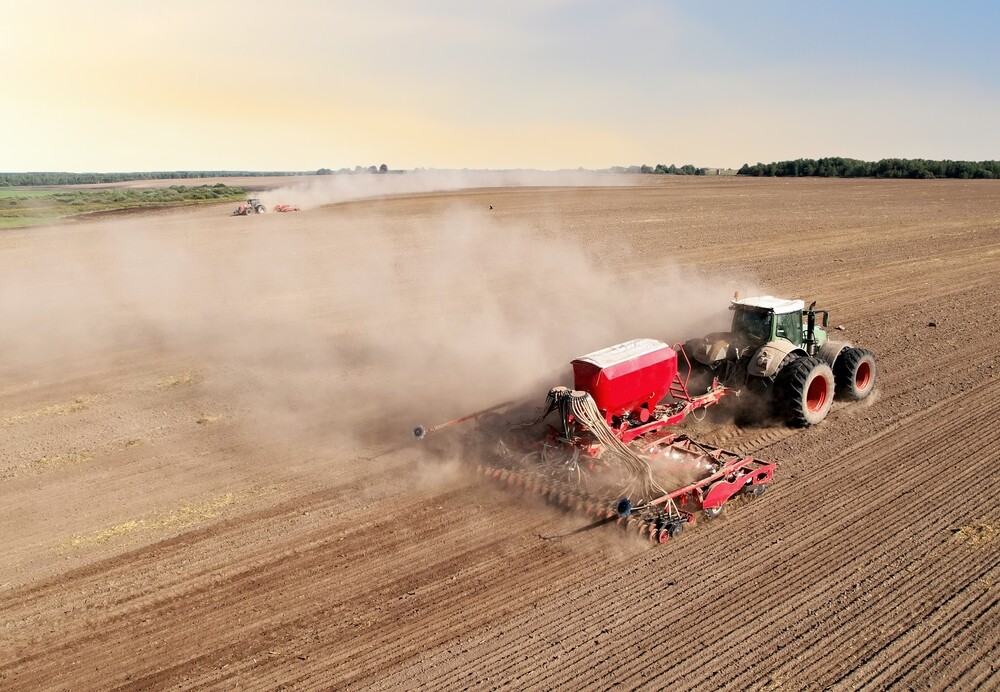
[266,169,630,211]
[0,189,757,481]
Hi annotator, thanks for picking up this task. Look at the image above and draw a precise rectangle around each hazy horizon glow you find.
[3,1,998,172]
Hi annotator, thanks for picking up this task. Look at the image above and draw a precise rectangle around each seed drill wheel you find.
[703,505,725,519]
[776,356,835,427]
[834,347,877,400]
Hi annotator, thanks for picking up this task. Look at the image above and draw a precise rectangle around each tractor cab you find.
[730,296,828,354]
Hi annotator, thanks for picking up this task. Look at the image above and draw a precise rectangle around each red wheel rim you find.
[856,361,872,390]
[806,374,829,413]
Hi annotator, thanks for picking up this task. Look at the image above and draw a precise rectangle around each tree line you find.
[317,164,391,174]
[1,167,399,186]
[737,158,1000,179]
[614,164,708,175]
[0,171,305,187]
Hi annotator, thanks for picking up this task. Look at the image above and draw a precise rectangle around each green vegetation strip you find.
[0,184,247,229]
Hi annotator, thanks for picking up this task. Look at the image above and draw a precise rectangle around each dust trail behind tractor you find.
[416,338,776,544]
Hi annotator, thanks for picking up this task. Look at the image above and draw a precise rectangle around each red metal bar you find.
[414,400,515,438]
[643,436,777,510]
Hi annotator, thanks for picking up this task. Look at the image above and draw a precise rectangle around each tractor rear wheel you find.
[255,205,267,214]
[775,356,835,427]
[834,347,877,400]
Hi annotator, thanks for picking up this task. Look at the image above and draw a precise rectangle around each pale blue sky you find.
[2,1,997,171]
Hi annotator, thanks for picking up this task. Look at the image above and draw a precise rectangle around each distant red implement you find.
[273,204,300,213]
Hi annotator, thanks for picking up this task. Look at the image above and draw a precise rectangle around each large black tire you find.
[775,356,835,427]
[834,347,877,400]
[255,205,267,214]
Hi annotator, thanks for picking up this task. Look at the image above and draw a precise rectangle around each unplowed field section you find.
[1,177,998,689]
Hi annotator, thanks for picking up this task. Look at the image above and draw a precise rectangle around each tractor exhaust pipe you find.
[805,300,817,355]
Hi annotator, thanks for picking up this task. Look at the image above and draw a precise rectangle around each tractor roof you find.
[732,296,805,314]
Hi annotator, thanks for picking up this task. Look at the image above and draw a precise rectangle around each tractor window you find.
[775,311,802,344]
[732,309,771,342]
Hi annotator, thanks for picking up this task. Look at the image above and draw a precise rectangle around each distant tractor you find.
[684,296,877,426]
[233,198,266,216]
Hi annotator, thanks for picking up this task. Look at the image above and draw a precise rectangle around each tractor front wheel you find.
[776,356,835,427]
[834,347,877,400]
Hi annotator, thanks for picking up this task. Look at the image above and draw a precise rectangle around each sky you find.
[2,0,998,171]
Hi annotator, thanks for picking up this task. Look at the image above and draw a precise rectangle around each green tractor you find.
[683,295,877,427]
[232,198,267,216]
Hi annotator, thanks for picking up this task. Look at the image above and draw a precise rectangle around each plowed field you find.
[2,177,998,689]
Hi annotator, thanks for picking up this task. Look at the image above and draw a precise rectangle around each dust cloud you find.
[265,169,629,210]
[0,196,749,465]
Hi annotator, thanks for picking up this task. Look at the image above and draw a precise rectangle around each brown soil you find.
[1,176,998,689]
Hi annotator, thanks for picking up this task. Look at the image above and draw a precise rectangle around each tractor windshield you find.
[732,308,771,342]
